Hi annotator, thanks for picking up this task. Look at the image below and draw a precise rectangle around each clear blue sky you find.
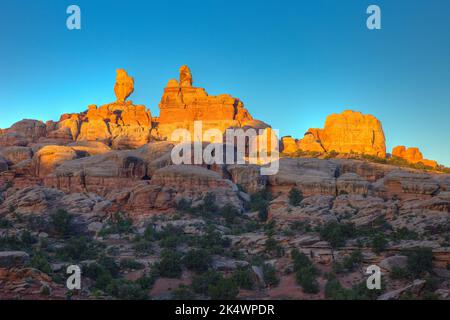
[1,0,449,165]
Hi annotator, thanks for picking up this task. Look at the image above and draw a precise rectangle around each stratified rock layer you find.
[156,65,254,140]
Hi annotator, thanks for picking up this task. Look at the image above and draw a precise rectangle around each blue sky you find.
[1,0,449,165]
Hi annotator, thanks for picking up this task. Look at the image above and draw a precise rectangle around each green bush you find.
[132,236,153,255]
[264,237,284,258]
[220,204,240,225]
[391,227,419,241]
[21,230,38,245]
[106,279,148,300]
[371,233,388,254]
[192,270,222,295]
[250,190,272,222]
[333,250,363,273]
[143,224,158,241]
[319,222,356,248]
[29,250,52,274]
[232,266,255,290]
[172,285,195,300]
[291,249,319,293]
[0,216,12,228]
[208,277,239,300]
[56,236,99,261]
[100,212,134,235]
[120,258,145,270]
[325,276,381,300]
[50,209,74,236]
[157,250,183,278]
[389,266,409,280]
[182,249,212,273]
[191,228,231,254]
[288,187,303,206]
[405,247,433,277]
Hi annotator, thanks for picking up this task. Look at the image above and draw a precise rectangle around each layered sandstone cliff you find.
[155,65,255,140]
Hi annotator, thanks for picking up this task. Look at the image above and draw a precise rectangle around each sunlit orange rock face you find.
[297,110,386,157]
[392,146,438,168]
[44,69,153,149]
[156,65,254,140]
[114,69,134,103]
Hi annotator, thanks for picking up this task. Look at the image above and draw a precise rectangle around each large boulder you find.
[33,145,80,178]
[114,69,134,103]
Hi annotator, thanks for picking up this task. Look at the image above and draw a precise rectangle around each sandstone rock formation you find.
[156,65,256,140]
[114,69,134,103]
[392,146,438,168]
[296,110,386,157]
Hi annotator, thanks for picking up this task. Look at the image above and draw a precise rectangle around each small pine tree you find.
[288,188,303,206]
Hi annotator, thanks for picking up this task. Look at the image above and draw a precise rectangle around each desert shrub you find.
[172,285,195,300]
[120,258,145,270]
[232,266,254,290]
[191,270,223,295]
[56,236,99,261]
[132,236,153,255]
[319,222,356,248]
[106,279,148,300]
[29,250,52,274]
[182,249,212,273]
[250,190,272,222]
[288,187,303,206]
[262,263,279,286]
[100,212,133,236]
[371,233,388,254]
[291,249,319,293]
[21,230,38,245]
[220,204,240,225]
[325,278,378,300]
[389,266,410,280]
[0,216,12,228]
[190,192,218,216]
[50,209,74,236]
[405,247,433,277]
[158,224,186,249]
[264,237,284,258]
[136,271,158,290]
[191,227,231,254]
[156,249,183,278]
[391,227,419,241]
[208,277,239,300]
[333,250,363,273]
